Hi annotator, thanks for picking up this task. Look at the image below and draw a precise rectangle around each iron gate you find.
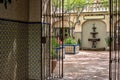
[41,23,51,80]
[42,0,64,79]
[109,0,120,80]
[0,18,51,80]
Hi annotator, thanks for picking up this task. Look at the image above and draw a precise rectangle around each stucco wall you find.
[0,0,42,21]
[0,0,29,21]
[29,0,41,22]
[69,13,109,32]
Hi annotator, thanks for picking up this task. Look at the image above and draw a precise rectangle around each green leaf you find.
[64,37,77,44]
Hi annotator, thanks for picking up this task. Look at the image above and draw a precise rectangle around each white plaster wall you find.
[82,20,107,49]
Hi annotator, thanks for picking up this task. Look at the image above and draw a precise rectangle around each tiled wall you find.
[28,24,42,79]
[0,20,29,80]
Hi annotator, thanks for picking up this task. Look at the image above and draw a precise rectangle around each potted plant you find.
[52,37,60,48]
[63,37,79,54]
[64,37,77,44]
[52,37,65,59]
[51,49,58,73]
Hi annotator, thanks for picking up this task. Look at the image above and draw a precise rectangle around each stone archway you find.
[82,20,107,49]
[52,20,74,38]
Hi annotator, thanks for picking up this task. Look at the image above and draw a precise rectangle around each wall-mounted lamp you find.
[0,0,12,9]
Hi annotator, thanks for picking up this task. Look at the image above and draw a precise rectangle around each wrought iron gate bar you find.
[47,0,64,79]
[61,0,64,78]
[109,0,120,80]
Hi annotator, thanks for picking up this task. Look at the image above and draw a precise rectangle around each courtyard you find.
[0,0,119,80]
[54,51,109,80]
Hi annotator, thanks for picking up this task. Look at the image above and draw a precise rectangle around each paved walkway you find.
[54,51,109,80]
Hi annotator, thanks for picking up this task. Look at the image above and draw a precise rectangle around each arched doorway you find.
[52,20,74,40]
[82,20,107,50]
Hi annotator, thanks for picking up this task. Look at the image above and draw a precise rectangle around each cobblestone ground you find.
[53,50,109,80]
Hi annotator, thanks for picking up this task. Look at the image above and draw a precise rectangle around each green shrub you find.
[51,37,59,59]
[51,49,57,59]
[64,37,77,44]
[52,37,60,48]
[77,38,81,44]
[105,36,110,47]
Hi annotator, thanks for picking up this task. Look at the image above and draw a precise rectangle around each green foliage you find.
[52,0,109,12]
[51,49,57,59]
[64,0,86,11]
[52,0,62,8]
[105,36,110,47]
[52,37,60,49]
[77,38,81,44]
[64,37,77,44]
[101,0,109,7]
[51,37,59,59]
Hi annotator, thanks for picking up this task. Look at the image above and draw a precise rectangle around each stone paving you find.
[54,50,109,80]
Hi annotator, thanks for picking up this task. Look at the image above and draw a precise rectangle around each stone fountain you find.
[88,24,100,48]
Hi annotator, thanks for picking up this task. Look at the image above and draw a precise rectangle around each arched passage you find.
[52,20,74,38]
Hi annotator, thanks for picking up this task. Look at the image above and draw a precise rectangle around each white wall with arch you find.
[81,20,107,49]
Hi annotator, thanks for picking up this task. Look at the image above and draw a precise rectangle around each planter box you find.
[55,46,65,59]
[63,44,79,54]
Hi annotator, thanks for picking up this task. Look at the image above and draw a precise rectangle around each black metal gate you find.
[41,23,51,79]
[41,0,64,79]
[109,0,120,80]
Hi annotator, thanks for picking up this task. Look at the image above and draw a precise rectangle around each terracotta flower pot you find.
[51,59,57,73]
